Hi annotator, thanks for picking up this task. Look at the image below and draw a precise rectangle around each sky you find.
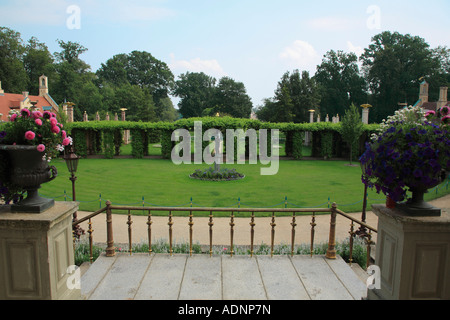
[1,0,449,109]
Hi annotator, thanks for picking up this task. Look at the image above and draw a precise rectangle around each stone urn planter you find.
[396,170,448,217]
[0,145,57,213]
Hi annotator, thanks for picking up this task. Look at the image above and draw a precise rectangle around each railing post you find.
[326,203,337,259]
[105,201,116,257]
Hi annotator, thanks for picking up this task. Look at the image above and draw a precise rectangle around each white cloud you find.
[279,40,321,72]
[347,41,364,57]
[169,53,226,78]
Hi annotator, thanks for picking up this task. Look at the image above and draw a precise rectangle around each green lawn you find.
[40,156,450,216]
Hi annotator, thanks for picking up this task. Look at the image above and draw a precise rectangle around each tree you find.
[213,77,253,118]
[52,40,93,105]
[22,37,55,95]
[0,27,27,93]
[112,84,156,122]
[96,51,175,113]
[340,103,364,165]
[260,70,321,123]
[173,72,216,118]
[361,31,442,122]
[315,50,367,119]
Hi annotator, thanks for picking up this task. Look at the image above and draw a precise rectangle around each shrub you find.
[190,166,245,181]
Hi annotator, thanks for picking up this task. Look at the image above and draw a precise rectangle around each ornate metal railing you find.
[73,201,377,269]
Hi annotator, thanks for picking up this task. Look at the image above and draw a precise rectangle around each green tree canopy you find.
[213,77,253,118]
[315,50,367,119]
[257,70,321,123]
[0,27,27,93]
[361,31,443,122]
[173,71,216,118]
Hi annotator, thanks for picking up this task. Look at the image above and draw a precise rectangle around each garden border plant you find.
[74,237,370,269]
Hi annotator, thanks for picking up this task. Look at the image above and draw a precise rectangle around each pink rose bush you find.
[1,108,73,161]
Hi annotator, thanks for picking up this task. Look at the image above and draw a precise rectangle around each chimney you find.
[439,87,448,102]
[438,87,448,109]
[23,91,29,98]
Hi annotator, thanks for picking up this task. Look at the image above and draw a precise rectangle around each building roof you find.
[421,101,450,111]
[0,93,53,121]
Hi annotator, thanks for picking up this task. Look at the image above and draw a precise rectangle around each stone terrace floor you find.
[81,253,368,300]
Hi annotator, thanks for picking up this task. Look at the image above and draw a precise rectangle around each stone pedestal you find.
[0,202,81,300]
[368,204,450,300]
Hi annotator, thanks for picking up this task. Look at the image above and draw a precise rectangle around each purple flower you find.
[418,129,427,135]
[413,169,423,178]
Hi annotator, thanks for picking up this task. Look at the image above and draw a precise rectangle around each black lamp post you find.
[357,160,369,236]
[64,148,84,237]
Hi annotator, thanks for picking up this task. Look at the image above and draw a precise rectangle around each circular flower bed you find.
[190,167,245,181]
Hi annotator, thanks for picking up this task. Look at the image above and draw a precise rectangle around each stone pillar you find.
[67,105,74,123]
[305,110,315,147]
[106,112,110,121]
[361,104,372,125]
[362,108,369,124]
[120,108,127,121]
[309,110,315,123]
[368,205,450,300]
[95,112,100,121]
[83,111,88,122]
[121,108,129,145]
[0,202,81,300]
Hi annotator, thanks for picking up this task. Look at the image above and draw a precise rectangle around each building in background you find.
[0,75,59,121]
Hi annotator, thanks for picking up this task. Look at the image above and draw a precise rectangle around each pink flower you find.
[37,144,46,152]
[61,130,67,139]
[442,115,450,124]
[25,131,36,141]
[51,125,60,134]
[441,106,450,116]
[35,119,43,126]
[32,111,43,119]
[10,114,17,122]
[425,110,435,118]
[62,138,71,146]
[50,118,58,126]
[21,108,31,117]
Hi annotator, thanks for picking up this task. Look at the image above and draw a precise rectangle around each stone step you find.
[81,253,368,300]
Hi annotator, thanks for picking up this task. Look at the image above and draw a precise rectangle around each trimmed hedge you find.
[65,118,379,160]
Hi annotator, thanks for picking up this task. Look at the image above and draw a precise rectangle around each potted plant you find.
[360,105,450,216]
[0,109,72,213]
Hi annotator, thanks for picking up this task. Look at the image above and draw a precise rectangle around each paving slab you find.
[81,254,116,299]
[325,256,367,300]
[88,254,152,300]
[257,255,311,300]
[178,255,222,300]
[222,255,267,300]
[135,254,187,300]
[290,255,354,300]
